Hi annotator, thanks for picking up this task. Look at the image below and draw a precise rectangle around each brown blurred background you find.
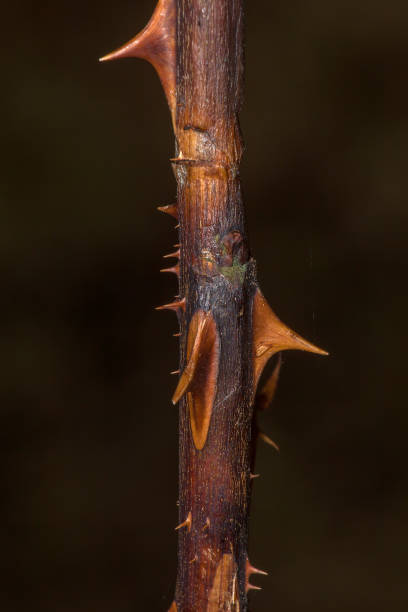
[1,1,407,610]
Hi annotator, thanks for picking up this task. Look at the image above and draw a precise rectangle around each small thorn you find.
[247,564,268,577]
[175,511,192,532]
[246,558,267,593]
[173,243,180,248]
[163,249,180,259]
[250,473,260,479]
[173,332,181,337]
[160,264,180,277]
[258,431,280,452]
[247,583,262,592]
[171,370,180,375]
[156,297,186,313]
[158,204,178,219]
[202,517,210,531]
[189,555,198,564]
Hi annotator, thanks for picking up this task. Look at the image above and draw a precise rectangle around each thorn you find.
[254,296,328,358]
[172,310,212,405]
[250,473,260,479]
[158,204,178,219]
[246,558,267,593]
[161,266,180,277]
[172,310,219,450]
[163,249,180,259]
[247,562,268,577]
[99,0,176,114]
[156,297,185,313]
[189,555,198,564]
[247,584,262,592]
[202,517,210,531]
[173,332,181,337]
[175,511,192,532]
[170,370,180,375]
[252,289,328,388]
[256,353,282,412]
[258,431,280,452]
[175,223,180,228]
[160,264,180,277]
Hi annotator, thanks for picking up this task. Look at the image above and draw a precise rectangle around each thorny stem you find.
[101,1,327,610]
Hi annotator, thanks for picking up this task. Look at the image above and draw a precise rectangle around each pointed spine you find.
[163,249,180,259]
[161,264,180,277]
[156,297,186,313]
[252,289,328,390]
[172,311,214,404]
[245,558,268,593]
[175,511,192,532]
[158,204,179,219]
[258,431,280,452]
[172,310,219,451]
[100,0,176,117]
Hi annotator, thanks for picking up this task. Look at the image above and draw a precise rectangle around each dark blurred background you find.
[1,1,407,610]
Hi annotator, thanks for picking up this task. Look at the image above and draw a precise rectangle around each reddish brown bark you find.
[101,2,327,610]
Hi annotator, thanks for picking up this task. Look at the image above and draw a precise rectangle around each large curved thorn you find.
[100,0,176,115]
[253,289,328,389]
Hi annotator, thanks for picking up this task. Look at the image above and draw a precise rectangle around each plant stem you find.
[101,2,327,609]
